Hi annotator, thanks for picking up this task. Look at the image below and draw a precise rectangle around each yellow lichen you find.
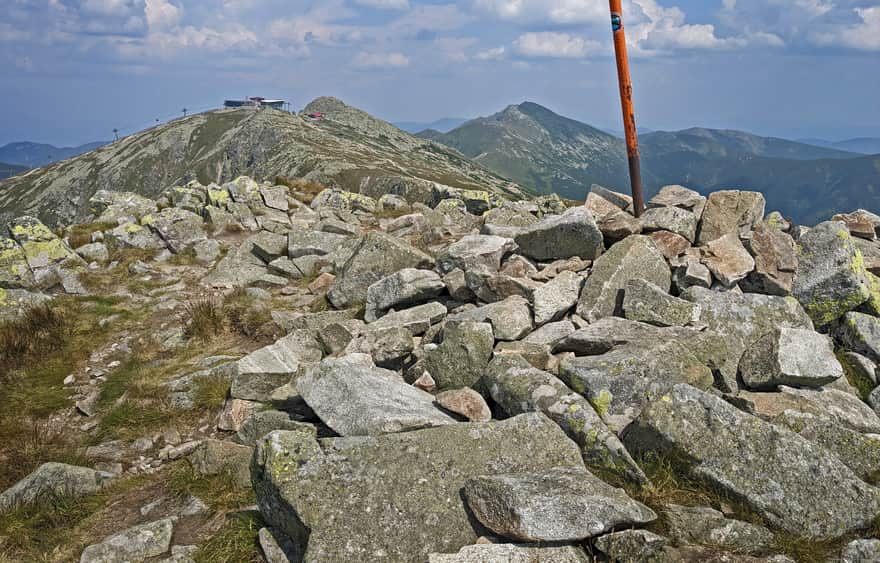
[589,389,613,418]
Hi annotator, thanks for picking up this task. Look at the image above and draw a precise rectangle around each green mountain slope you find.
[0,97,521,228]
[641,128,859,161]
[426,102,878,223]
[422,102,628,200]
[0,162,28,180]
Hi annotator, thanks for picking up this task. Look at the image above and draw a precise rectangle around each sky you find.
[1,0,879,146]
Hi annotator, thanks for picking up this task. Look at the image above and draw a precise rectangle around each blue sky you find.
[2,0,879,146]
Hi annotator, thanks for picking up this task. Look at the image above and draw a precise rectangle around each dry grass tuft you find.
[0,304,71,375]
[275,175,327,205]
[183,296,227,341]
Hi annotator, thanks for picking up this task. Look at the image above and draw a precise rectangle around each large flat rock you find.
[624,384,880,539]
[253,413,584,562]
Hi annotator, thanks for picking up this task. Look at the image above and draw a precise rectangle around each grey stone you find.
[287,230,349,259]
[774,410,880,482]
[597,210,643,242]
[442,268,474,301]
[838,350,877,393]
[423,321,495,390]
[315,217,359,236]
[298,355,456,436]
[235,410,309,446]
[328,231,435,309]
[437,234,516,274]
[145,207,207,254]
[463,467,656,541]
[226,330,323,401]
[188,439,253,488]
[80,518,174,563]
[90,190,158,223]
[435,388,491,422]
[696,190,765,245]
[448,296,533,341]
[641,206,698,242]
[252,413,585,562]
[743,221,797,296]
[202,241,270,288]
[673,257,713,291]
[792,221,871,326]
[259,527,301,563]
[663,504,773,551]
[192,239,221,265]
[648,185,706,217]
[0,237,35,288]
[559,339,715,432]
[75,242,109,263]
[682,286,813,391]
[576,235,670,322]
[369,301,447,335]
[345,326,414,369]
[739,327,842,390]
[261,185,290,211]
[428,544,590,563]
[531,270,584,325]
[0,463,109,512]
[623,278,699,327]
[774,385,880,434]
[522,320,576,347]
[624,384,880,538]
[515,207,604,261]
[365,268,445,322]
[485,358,646,483]
[841,539,880,563]
[595,529,668,563]
[701,233,755,287]
[251,231,289,263]
[837,311,880,364]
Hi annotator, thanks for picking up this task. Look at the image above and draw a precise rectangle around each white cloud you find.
[473,0,606,25]
[475,46,505,60]
[814,6,880,51]
[354,0,410,10]
[514,32,599,58]
[145,0,182,31]
[354,51,410,69]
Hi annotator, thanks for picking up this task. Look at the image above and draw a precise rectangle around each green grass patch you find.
[63,221,118,250]
[192,374,231,411]
[193,510,264,563]
[0,473,151,561]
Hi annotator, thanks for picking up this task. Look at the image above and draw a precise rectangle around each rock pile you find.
[3,176,880,562]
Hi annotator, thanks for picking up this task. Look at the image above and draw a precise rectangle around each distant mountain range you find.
[0,162,28,181]
[394,118,468,134]
[0,98,518,228]
[2,98,877,227]
[0,141,107,168]
[797,137,880,155]
[423,102,879,224]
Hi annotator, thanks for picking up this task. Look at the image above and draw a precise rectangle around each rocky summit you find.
[1,159,880,563]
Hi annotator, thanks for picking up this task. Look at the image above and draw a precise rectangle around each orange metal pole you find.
[609,0,645,217]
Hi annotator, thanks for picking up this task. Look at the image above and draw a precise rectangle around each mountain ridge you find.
[0,141,107,168]
[0,98,523,228]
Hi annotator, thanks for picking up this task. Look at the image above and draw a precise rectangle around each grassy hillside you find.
[0,98,521,228]
[426,102,879,223]
[425,102,628,200]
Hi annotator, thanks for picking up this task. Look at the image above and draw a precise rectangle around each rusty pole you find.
[609,0,645,217]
